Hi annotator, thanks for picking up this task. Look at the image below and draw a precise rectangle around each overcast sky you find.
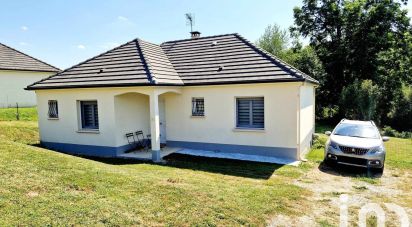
[1,0,411,70]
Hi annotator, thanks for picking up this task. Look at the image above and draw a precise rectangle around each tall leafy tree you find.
[256,24,290,60]
[282,46,328,117]
[292,0,411,124]
[257,24,327,117]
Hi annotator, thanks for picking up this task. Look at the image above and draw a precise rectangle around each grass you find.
[384,137,412,169]
[1,140,309,226]
[0,111,311,226]
[0,121,39,144]
[0,107,38,121]
[0,110,410,225]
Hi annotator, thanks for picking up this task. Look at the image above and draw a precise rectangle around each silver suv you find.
[324,119,389,172]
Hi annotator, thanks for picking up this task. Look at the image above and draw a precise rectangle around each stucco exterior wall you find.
[164,83,301,159]
[0,70,54,108]
[36,88,118,148]
[35,86,178,156]
[299,83,316,157]
[114,92,150,147]
[35,82,315,160]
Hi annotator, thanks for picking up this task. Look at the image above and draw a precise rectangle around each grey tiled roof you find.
[138,39,182,85]
[27,34,318,90]
[0,43,59,72]
[162,34,318,85]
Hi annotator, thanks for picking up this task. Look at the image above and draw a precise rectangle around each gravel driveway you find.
[269,163,412,226]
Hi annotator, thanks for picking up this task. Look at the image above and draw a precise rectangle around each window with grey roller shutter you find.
[236,97,264,128]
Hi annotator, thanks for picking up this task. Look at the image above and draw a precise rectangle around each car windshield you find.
[333,123,380,139]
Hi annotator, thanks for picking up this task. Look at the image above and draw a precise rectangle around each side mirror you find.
[325,131,332,136]
[382,136,390,142]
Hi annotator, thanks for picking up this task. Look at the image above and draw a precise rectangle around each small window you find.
[192,98,205,116]
[236,97,264,128]
[48,100,58,119]
[80,101,99,130]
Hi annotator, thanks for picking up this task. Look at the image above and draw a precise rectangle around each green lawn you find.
[0,111,312,226]
[0,110,411,225]
[0,107,38,121]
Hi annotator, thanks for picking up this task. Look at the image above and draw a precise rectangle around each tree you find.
[376,30,412,123]
[341,80,380,120]
[257,24,328,119]
[388,85,412,131]
[291,0,411,124]
[282,46,329,118]
[256,24,289,59]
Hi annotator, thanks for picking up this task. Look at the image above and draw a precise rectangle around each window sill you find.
[233,127,265,132]
[48,117,59,120]
[191,115,205,118]
[76,129,100,134]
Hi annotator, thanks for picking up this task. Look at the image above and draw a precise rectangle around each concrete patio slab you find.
[175,149,300,166]
[118,146,300,166]
[117,147,181,161]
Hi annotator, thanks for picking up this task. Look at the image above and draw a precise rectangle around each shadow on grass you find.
[32,143,283,179]
[163,153,282,179]
[77,153,282,179]
[318,161,383,179]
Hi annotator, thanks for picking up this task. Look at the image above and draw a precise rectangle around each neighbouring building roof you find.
[27,34,318,90]
[0,43,60,73]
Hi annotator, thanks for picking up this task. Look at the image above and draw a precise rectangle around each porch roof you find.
[26,34,318,90]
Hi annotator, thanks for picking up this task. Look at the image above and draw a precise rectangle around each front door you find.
[159,99,167,144]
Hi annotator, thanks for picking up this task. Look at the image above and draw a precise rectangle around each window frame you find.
[78,100,99,131]
[47,100,59,119]
[191,97,205,117]
[235,97,265,129]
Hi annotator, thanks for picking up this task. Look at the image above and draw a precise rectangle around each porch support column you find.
[149,90,161,162]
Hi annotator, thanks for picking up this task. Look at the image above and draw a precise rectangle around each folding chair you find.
[125,132,137,151]
[146,134,152,149]
[135,130,148,150]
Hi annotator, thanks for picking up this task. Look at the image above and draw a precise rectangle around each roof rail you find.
[370,120,376,126]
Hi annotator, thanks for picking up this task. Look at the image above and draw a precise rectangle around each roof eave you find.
[25,78,309,90]
[0,67,60,73]
[25,82,183,90]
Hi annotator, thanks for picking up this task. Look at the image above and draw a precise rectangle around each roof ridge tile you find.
[161,33,238,45]
[138,39,183,85]
[136,39,157,84]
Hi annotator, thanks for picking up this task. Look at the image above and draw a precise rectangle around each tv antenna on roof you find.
[185,13,195,32]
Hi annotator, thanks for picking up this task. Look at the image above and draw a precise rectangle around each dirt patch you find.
[287,163,412,226]
[267,214,316,227]
[26,191,39,198]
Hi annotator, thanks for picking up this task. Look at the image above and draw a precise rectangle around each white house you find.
[26,33,318,163]
[0,43,59,108]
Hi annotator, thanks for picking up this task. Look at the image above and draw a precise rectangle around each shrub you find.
[382,126,412,139]
[382,126,398,137]
[312,134,327,149]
